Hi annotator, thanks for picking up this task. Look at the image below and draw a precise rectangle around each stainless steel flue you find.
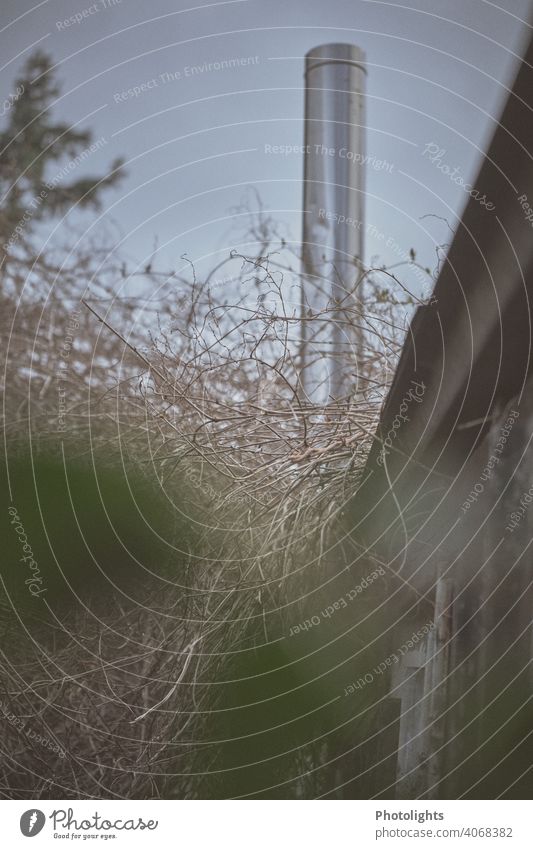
[301,43,366,402]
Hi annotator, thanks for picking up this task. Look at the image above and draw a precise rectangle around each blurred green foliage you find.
[1,452,191,625]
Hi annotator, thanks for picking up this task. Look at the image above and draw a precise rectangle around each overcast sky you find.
[2,0,532,297]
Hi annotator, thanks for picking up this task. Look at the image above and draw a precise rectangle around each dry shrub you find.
[0,217,435,797]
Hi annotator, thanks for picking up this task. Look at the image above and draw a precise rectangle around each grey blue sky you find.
[2,0,532,294]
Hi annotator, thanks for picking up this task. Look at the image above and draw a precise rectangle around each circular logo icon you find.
[20,810,46,837]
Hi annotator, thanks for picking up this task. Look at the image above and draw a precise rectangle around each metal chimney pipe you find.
[301,43,366,402]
